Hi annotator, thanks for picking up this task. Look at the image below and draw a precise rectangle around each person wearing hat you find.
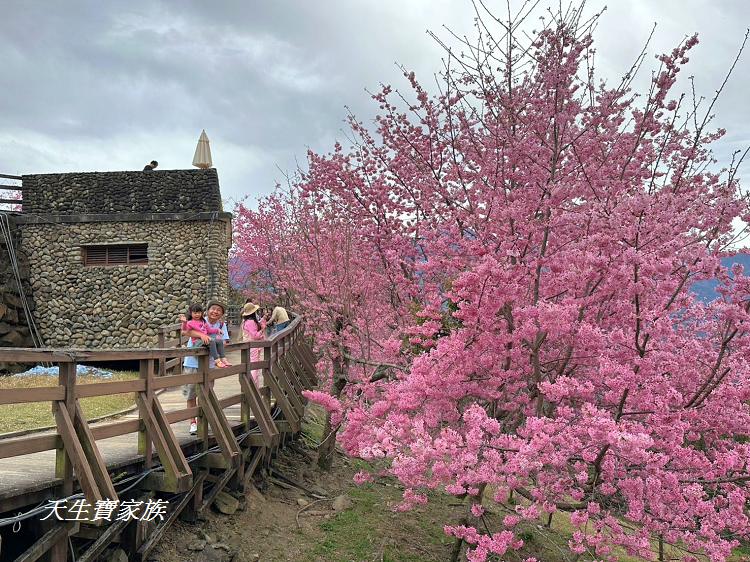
[181,300,230,435]
[241,301,267,385]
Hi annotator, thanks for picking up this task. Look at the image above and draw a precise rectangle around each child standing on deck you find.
[180,303,231,368]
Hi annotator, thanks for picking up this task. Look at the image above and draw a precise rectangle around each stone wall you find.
[0,215,35,366]
[18,216,231,348]
[21,169,222,215]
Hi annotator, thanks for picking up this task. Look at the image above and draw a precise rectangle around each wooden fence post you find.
[138,358,154,468]
[240,346,252,428]
[265,343,274,395]
[50,361,76,562]
[157,330,166,376]
[55,362,76,496]
[188,353,210,517]
[198,354,210,442]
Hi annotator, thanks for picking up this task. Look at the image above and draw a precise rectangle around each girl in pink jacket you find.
[241,302,267,384]
[180,303,231,368]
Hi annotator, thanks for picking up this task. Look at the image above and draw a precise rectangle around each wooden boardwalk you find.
[0,317,317,561]
[0,356,243,505]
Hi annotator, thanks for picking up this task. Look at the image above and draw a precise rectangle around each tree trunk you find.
[317,354,348,470]
[449,483,487,562]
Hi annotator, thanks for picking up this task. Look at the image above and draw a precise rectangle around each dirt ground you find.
[150,439,459,562]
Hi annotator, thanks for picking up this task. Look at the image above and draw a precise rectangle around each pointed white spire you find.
[192,129,213,169]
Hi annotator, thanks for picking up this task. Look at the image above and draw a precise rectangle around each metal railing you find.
[0,173,22,211]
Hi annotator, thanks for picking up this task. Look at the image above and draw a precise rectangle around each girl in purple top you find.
[180,303,231,368]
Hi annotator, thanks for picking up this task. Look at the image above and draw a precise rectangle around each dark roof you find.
[21,169,222,215]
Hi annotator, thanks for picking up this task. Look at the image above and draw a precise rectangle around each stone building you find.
[2,169,231,349]
[0,216,36,366]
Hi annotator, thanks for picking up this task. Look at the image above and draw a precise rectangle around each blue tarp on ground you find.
[12,365,115,378]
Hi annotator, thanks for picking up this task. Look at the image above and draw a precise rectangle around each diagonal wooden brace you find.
[196,385,241,465]
[284,351,311,397]
[239,373,279,448]
[53,401,104,506]
[136,392,190,491]
[73,402,118,501]
[151,397,193,479]
[279,356,306,417]
[267,364,301,433]
[199,466,237,514]
[299,342,320,386]
[291,345,317,389]
[77,518,129,562]
[273,360,305,418]
[135,474,206,561]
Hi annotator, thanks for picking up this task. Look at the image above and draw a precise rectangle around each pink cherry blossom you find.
[233,3,750,560]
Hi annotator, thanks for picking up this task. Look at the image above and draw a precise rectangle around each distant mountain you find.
[691,254,750,303]
[229,253,750,301]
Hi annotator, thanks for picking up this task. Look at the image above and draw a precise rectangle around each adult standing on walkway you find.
[265,305,290,333]
[241,302,267,385]
[182,301,230,435]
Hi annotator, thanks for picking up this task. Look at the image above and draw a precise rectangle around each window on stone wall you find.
[82,244,149,266]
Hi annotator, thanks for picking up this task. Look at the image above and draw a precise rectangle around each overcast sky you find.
[1,1,748,208]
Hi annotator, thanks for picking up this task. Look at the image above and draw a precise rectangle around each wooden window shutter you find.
[83,244,149,266]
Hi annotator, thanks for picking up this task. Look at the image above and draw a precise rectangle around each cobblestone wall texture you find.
[21,169,222,215]
[0,216,36,370]
[19,219,230,348]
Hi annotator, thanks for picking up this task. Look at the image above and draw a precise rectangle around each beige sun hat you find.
[242,302,260,317]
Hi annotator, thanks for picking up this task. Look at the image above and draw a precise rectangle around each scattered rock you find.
[214,491,240,515]
[332,494,353,512]
[194,545,233,562]
[225,534,244,551]
[187,540,207,551]
[245,484,266,505]
[104,548,128,562]
[296,498,310,507]
[200,530,216,544]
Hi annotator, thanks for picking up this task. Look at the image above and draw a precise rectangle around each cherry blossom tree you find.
[234,176,416,467]
[235,2,750,560]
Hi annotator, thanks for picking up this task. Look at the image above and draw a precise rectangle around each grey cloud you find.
[0,0,747,202]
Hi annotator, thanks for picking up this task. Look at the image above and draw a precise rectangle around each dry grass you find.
[0,371,138,434]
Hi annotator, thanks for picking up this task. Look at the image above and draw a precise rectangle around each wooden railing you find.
[0,314,317,562]
[156,322,186,377]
